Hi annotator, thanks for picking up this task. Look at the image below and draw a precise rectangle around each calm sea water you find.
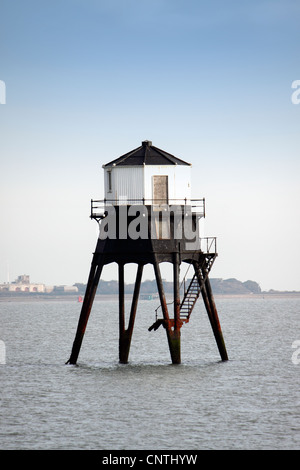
[0,296,299,450]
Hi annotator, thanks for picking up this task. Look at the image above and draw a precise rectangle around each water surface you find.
[0,296,299,449]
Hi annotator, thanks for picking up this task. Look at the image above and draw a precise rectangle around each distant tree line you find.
[74,278,262,296]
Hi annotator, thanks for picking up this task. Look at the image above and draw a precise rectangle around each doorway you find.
[152,175,168,204]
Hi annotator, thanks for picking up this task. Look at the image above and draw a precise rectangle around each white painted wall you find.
[144,165,191,204]
[104,164,191,205]
[104,166,144,204]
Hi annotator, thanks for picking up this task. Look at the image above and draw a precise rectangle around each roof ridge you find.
[116,145,142,165]
[152,145,191,165]
[103,145,142,167]
[103,141,191,167]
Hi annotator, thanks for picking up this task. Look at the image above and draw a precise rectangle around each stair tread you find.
[179,272,202,319]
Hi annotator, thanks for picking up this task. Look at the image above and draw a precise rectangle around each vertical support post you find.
[153,256,181,364]
[119,263,144,364]
[66,255,104,364]
[173,251,181,361]
[173,252,180,330]
[198,263,228,361]
[118,262,125,361]
[127,264,144,335]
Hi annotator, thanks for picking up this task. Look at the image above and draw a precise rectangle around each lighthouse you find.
[67,140,228,365]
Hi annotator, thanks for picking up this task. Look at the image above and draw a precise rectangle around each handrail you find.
[91,198,205,219]
[200,237,217,254]
[154,240,217,320]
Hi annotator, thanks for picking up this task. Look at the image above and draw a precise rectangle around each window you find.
[107,171,112,192]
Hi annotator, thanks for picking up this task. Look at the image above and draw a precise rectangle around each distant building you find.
[16,274,30,284]
[53,285,78,293]
[62,286,78,293]
[0,274,45,293]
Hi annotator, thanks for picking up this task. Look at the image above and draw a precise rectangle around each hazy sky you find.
[1,0,299,291]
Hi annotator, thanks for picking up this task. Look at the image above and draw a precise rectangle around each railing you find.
[90,198,205,220]
[153,239,217,323]
[200,237,217,254]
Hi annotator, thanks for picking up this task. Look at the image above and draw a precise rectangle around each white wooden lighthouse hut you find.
[102,140,192,206]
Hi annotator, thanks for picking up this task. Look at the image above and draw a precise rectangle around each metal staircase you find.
[179,273,202,321]
[179,255,216,322]
[150,253,217,331]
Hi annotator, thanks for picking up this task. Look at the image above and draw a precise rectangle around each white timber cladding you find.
[144,165,191,204]
[104,164,191,204]
[104,166,144,203]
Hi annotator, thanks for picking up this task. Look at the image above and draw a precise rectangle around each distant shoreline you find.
[1,292,300,302]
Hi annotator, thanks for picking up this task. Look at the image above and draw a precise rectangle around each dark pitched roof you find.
[103,141,191,167]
